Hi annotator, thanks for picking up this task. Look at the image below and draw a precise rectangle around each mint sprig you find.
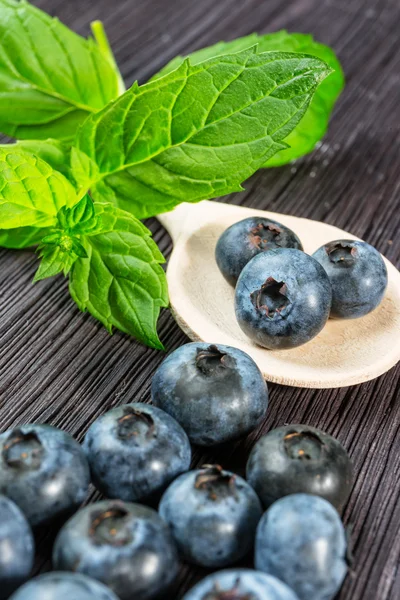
[33,195,96,281]
[0,1,344,348]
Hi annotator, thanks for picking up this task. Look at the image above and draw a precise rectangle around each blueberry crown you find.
[249,221,282,250]
[194,465,238,501]
[202,579,255,600]
[2,429,44,471]
[325,241,357,266]
[117,407,155,441]
[283,430,325,461]
[196,345,235,376]
[250,277,291,319]
[89,504,133,547]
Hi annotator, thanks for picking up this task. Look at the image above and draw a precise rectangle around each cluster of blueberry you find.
[0,342,354,600]
[216,217,388,349]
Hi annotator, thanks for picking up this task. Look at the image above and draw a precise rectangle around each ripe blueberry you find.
[182,569,299,600]
[151,343,268,445]
[84,403,191,502]
[159,465,262,568]
[53,500,179,600]
[0,424,90,527]
[255,494,348,600]
[246,424,353,511]
[9,572,119,600]
[216,217,303,286]
[0,496,34,599]
[235,248,332,349]
[312,239,388,318]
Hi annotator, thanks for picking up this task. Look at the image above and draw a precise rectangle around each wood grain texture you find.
[0,0,399,599]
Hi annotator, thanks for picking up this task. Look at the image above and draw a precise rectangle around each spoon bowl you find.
[158,201,400,388]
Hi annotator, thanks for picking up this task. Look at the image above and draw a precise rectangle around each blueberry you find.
[159,465,262,568]
[182,569,299,600]
[53,500,179,600]
[246,425,353,512]
[312,240,388,318]
[255,494,348,600]
[216,217,303,286]
[235,248,332,349]
[151,343,268,446]
[0,496,34,599]
[0,424,90,527]
[84,403,191,502]
[9,572,119,600]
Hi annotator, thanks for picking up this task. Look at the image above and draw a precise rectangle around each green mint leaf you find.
[0,147,77,228]
[33,245,76,282]
[155,31,344,167]
[40,232,63,245]
[0,1,121,141]
[153,34,262,79]
[69,203,168,349]
[258,32,344,166]
[0,225,51,248]
[2,139,75,185]
[73,48,331,219]
[91,20,125,96]
[56,194,99,235]
[69,238,88,258]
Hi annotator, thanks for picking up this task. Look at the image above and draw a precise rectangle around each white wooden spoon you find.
[158,201,400,388]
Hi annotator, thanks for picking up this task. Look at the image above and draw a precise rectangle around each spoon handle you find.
[157,203,195,243]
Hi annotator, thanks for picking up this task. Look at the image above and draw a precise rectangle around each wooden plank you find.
[0,0,399,598]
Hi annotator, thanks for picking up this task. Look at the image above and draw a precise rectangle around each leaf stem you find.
[91,21,126,95]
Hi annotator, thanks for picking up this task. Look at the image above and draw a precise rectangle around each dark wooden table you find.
[0,0,399,598]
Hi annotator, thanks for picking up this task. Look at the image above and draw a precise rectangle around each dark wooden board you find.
[0,0,399,598]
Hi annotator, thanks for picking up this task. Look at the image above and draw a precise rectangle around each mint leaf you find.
[33,245,76,282]
[154,34,262,79]
[155,31,344,167]
[69,203,168,349]
[56,194,99,235]
[0,147,77,228]
[0,0,122,141]
[0,225,51,248]
[1,139,75,185]
[91,20,125,96]
[73,48,331,219]
[258,32,344,166]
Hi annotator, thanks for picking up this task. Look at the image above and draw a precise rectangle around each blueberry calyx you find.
[203,579,254,600]
[196,345,235,376]
[325,241,357,266]
[250,277,291,319]
[117,407,155,441]
[284,430,325,461]
[249,222,282,250]
[89,505,133,546]
[194,465,237,501]
[2,429,44,470]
